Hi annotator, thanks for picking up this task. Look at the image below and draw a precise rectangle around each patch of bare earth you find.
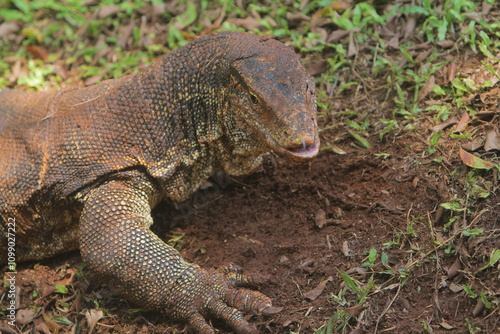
[2,130,498,333]
[1,1,499,334]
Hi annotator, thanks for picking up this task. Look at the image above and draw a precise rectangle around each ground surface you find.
[1,0,499,333]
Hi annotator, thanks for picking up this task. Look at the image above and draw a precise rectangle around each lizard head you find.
[228,39,320,163]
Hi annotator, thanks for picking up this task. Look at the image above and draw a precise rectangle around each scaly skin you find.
[0,31,319,333]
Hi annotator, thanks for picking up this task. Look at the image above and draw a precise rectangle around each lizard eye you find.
[250,93,259,104]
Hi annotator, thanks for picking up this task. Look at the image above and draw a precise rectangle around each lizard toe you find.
[187,312,216,334]
[223,287,272,314]
[207,300,259,334]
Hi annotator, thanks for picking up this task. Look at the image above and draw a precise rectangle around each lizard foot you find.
[169,265,275,334]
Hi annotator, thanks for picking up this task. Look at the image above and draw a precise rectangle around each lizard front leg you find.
[79,175,272,334]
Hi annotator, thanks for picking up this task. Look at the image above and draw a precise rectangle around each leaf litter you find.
[0,0,499,333]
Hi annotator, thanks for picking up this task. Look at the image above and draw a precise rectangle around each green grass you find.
[0,0,498,332]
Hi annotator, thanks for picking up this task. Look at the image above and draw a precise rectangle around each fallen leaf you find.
[431,116,458,132]
[437,40,454,48]
[447,257,461,279]
[459,148,495,169]
[0,22,20,38]
[86,309,103,334]
[327,29,351,43]
[26,45,48,61]
[348,32,357,57]
[462,139,484,152]
[226,16,262,30]
[449,282,463,293]
[42,313,61,332]
[387,34,400,49]
[473,111,497,121]
[342,240,352,257]
[118,20,135,49]
[286,12,310,27]
[404,15,417,39]
[345,302,367,317]
[415,47,433,63]
[439,321,455,330]
[315,209,327,228]
[304,276,333,301]
[472,298,485,317]
[16,308,36,325]
[418,75,435,102]
[306,59,328,76]
[97,5,121,19]
[454,112,470,132]
[54,269,76,286]
[484,124,500,151]
[448,62,457,82]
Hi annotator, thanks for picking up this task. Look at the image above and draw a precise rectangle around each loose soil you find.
[2,135,498,333]
[1,1,499,333]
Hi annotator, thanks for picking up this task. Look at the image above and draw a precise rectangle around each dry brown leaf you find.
[348,32,357,57]
[0,22,20,38]
[304,276,333,301]
[86,309,104,334]
[408,41,431,51]
[345,302,367,317]
[97,5,121,19]
[26,45,48,61]
[446,257,461,279]
[315,209,327,228]
[439,321,455,330]
[306,60,328,76]
[54,268,76,286]
[377,26,395,38]
[226,17,262,31]
[418,75,435,102]
[454,112,470,132]
[431,115,458,132]
[42,313,61,333]
[387,34,400,49]
[35,322,53,334]
[118,20,135,49]
[472,298,485,317]
[286,12,310,27]
[327,29,351,43]
[342,240,351,257]
[469,62,500,87]
[479,86,500,103]
[404,15,417,39]
[85,75,103,86]
[448,62,457,82]
[462,139,484,152]
[484,124,500,151]
[473,111,497,121]
[449,282,463,293]
[436,40,454,48]
[16,308,36,325]
[415,47,433,63]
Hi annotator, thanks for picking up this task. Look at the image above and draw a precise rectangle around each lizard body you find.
[0,31,319,333]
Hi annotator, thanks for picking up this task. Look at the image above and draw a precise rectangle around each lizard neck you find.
[124,33,265,200]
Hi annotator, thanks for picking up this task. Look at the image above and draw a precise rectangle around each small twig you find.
[373,283,402,333]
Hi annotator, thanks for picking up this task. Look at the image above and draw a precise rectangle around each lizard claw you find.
[168,265,275,334]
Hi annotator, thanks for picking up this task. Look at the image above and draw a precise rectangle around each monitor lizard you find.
[0,31,319,334]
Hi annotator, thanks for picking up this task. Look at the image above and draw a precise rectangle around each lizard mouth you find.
[284,140,320,159]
